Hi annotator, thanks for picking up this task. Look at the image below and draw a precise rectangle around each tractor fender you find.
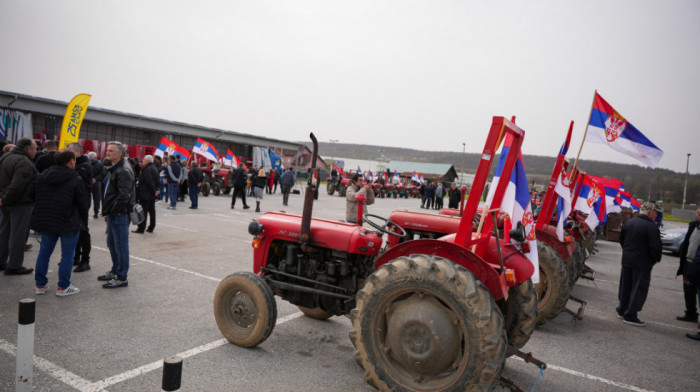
[536,225,576,261]
[374,239,509,300]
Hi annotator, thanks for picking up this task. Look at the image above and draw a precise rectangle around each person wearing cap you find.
[616,201,662,326]
[252,168,267,212]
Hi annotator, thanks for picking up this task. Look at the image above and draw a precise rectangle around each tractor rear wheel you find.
[535,242,571,325]
[327,182,336,196]
[350,254,506,392]
[298,306,332,320]
[338,185,347,197]
[224,186,232,195]
[503,279,538,349]
[214,272,277,348]
[212,181,221,196]
[201,182,211,197]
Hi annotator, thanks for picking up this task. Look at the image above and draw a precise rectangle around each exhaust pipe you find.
[300,132,318,248]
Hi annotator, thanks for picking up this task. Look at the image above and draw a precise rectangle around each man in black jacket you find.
[448,183,461,209]
[35,140,57,173]
[230,166,249,209]
[0,138,38,275]
[32,149,89,296]
[616,202,663,326]
[676,208,700,322]
[188,161,204,209]
[67,143,93,272]
[134,155,159,233]
[88,151,105,218]
[99,141,135,289]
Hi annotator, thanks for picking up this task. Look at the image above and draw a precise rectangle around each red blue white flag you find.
[411,171,418,182]
[485,133,539,282]
[223,148,240,168]
[192,137,218,162]
[155,137,190,160]
[574,176,607,229]
[357,166,362,175]
[586,93,663,168]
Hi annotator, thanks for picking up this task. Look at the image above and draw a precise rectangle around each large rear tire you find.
[338,184,347,197]
[535,241,570,325]
[214,272,277,348]
[298,306,332,320]
[350,254,506,392]
[326,182,336,196]
[212,181,221,196]
[503,279,538,349]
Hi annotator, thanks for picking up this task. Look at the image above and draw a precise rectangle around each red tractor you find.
[327,176,350,197]
[214,119,544,391]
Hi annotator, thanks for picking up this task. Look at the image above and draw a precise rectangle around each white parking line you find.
[0,338,100,391]
[92,246,220,283]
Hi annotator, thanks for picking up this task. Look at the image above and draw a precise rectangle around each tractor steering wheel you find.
[363,214,407,238]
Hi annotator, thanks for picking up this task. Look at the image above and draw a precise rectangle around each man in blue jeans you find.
[165,155,183,210]
[99,141,135,289]
[32,149,89,296]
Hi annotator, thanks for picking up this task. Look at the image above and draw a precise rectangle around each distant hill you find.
[303,141,700,205]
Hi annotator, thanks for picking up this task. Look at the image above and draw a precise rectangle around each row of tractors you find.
[213,118,601,391]
[327,177,425,199]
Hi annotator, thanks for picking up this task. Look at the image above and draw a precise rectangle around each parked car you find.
[661,228,687,256]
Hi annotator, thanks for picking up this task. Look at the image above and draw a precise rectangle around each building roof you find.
[387,161,455,176]
[0,90,301,150]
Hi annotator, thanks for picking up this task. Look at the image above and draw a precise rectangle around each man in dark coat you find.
[230,165,250,209]
[0,138,38,275]
[448,183,461,209]
[100,142,135,289]
[676,208,700,322]
[88,151,105,218]
[31,149,89,296]
[67,143,93,273]
[280,168,295,206]
[188,161,204,209]
[35,140,57,173]
[616,202,663,326]
[134,155,159,233]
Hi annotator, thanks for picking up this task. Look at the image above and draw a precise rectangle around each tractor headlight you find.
[248,220,264,236]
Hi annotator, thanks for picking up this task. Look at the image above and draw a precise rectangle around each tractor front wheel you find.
[503,279,538,349]
[214,272,277,347]
[350,254,506,392]
[535,242,571,325]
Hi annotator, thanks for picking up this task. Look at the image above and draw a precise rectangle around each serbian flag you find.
[357,166,362,175]
[588,175,623,214]
[554,169,572,242]
[155,137,190,160]
[586,92,663,168]
[411,171,418,182]
[393,170,401,184]
[419,173,424,183]
[366,171,373,182]
[192,137,218,162]
[574,176,607,229]
[223,149,240,168]
[485,134,539,283]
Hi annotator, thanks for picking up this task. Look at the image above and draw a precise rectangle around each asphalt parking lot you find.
[0,187,697,392]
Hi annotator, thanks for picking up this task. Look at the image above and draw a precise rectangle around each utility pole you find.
[329,139,338,169]
[683,153,691,209]
[460,142,465,186]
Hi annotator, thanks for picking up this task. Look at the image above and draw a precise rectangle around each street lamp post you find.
[683,153,691,209]
[460,143,466,186]
[329,139,338,169]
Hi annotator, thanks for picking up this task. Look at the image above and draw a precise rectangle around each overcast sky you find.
[1,0,698,174]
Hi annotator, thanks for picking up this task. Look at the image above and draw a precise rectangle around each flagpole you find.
[572,89,597,174]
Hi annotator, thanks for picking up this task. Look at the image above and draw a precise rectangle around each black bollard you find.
[17,298,36,392]
[162,355,182,391]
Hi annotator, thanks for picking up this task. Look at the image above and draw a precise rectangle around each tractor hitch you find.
[563,295,587,321]
[500,345,547,392]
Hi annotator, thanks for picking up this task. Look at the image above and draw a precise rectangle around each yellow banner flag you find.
[59,93,91,149]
